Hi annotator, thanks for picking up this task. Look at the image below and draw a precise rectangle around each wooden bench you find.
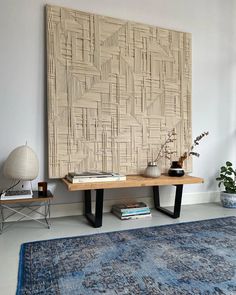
[63,175,204,228]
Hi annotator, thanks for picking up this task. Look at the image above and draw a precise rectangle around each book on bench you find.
[66,172,126,183]
[68,171,114,178]
[112,202,151,220]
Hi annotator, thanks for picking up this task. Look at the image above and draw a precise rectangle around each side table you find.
[0,190,53,234]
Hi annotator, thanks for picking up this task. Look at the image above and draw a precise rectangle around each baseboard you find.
[3,191,220,222]
[181,191,220,205]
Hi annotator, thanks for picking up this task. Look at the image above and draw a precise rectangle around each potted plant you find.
[216,161,236,208]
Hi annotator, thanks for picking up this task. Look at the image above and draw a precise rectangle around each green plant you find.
[216,161,236,193]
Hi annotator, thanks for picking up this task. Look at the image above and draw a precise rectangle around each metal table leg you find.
[0,201,52,233]
[153,184,183,218]
[44,199,51,229]
[0,205,4,234]
[84,189,104,228]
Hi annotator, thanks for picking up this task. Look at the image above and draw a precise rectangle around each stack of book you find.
[112,202,151,220]
[66,171,126,183]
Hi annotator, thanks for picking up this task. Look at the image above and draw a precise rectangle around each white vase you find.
[144,161,161,178]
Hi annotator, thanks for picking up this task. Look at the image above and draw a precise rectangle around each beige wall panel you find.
[46,5,192,178]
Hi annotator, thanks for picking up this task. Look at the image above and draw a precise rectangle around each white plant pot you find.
[144,162,161,178]
[220,192,236,208]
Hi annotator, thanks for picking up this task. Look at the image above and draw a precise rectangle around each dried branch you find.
[178,131,209,167]
[190,132,209,151]
[153,129,177,163]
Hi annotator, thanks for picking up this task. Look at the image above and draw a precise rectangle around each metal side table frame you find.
[0,191,52,234]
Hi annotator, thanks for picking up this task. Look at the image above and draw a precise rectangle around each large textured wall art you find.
[46,5,192,178]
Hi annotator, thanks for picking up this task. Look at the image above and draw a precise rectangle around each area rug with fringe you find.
[17,217,236,295]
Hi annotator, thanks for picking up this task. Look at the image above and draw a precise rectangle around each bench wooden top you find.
[62,175,204,191]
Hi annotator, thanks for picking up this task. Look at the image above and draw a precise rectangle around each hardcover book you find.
[112,210,152,220]
[1,190,33,200]
[68,171,114,178]
[112,206,150,216]
[112,202,148,212]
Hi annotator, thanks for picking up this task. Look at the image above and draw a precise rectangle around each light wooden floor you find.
[0,202,235,295]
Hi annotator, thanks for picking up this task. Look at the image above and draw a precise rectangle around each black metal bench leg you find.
[173,185,183,218]
[84,189,104,227]
[84,190,92,214]
[153,184,183,218]
[153,186,160,208]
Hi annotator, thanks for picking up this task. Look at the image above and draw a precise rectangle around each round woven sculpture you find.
[4,145,39,180]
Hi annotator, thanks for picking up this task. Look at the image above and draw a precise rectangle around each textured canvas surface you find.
[17,217,236,294]
[46,5,192,178]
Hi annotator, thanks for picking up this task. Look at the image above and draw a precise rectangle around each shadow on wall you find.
[0,160,12,193]
[47,178,84,204]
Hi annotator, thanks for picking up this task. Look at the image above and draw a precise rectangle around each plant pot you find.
[168,161,185,177]
[220,192,236,208]
[144,161,161,178]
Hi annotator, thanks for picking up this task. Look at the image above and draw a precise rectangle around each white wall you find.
[0,0,235,213]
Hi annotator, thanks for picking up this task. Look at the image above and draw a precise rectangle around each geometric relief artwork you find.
[46,5,192,178]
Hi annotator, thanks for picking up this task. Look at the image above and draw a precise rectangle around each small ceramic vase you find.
[168,161,185,177]
[144,161,161,178]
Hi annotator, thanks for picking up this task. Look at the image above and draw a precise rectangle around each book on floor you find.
[112,202,151,220]
[112,209,152,220]
[112,207,151,216]
[112,202,148,212]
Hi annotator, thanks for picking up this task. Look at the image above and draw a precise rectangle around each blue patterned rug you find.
[17,217,236,295]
